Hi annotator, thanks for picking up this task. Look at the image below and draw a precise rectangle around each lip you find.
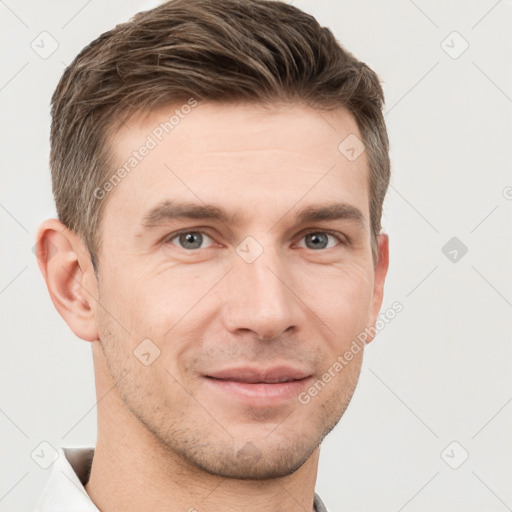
[203,365,313,404]
[205,365,311,383]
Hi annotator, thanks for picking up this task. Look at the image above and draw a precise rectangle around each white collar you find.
[34,446,329,511]
[34,446,97,511]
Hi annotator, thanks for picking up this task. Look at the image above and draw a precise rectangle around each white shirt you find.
[34,447,96,512]
[34,446,329,512]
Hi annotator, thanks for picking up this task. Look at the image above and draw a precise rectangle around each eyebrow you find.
[140,199,366,230]
[141,200,240,228]
[295,203,365,227]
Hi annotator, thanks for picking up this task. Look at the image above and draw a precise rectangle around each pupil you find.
[307,233,327,249]
[181,232,201,249]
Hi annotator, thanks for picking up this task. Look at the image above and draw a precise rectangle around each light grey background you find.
[1,1,511,511]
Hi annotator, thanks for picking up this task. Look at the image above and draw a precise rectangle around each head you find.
[37,0,390,479]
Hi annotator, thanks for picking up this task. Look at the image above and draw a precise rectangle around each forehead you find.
[103,101,370,230]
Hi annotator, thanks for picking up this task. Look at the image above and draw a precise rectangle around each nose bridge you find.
[223,235,300,339]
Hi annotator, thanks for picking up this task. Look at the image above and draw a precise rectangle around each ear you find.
[35,218,99,342]
[365,233,389,344]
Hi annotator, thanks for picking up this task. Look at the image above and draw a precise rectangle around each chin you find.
[183,441,315,480]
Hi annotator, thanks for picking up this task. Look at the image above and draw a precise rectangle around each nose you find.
[221,242,302,341]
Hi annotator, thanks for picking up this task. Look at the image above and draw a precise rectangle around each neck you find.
[84,342,320,512]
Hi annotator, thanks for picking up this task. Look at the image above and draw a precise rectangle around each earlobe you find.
[35,219,99,342]
[366,233,390,344]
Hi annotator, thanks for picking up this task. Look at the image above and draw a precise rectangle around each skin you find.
[36,101,389,512]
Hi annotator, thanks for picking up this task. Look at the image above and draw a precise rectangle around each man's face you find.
[90,102,387,479]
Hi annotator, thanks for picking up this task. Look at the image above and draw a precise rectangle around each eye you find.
[297,231,345,250]
[165,231,214,250]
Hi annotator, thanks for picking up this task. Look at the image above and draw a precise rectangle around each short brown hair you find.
[50,0,390,271]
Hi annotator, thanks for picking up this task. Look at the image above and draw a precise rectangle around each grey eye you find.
[168,231,213,250]
[300,232,340,250]
[181,232,202,249]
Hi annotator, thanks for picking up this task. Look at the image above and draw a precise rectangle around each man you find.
[34,0,390,510]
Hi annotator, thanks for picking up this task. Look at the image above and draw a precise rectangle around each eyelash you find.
[163,229,348,250]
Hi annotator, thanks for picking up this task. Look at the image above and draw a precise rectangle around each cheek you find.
[99,261,176,332]
[299,261,374,332]
[104,268,217,374]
